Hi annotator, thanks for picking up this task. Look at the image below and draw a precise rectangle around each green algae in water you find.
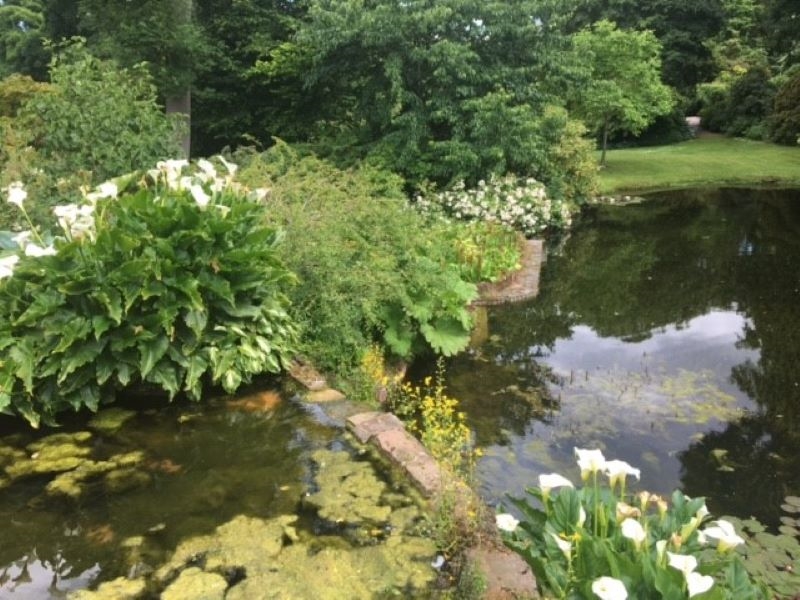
[0,394,439,599]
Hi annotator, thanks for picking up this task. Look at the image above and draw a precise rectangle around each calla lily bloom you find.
[0,254,19,278]
[575,447,606,480]
[6,182,27,208]
[538,473,574,494]
[190,185,211,209]
[686,572,714,597]
[495,513,519,533]
[591,576,627,600]
[615,501,641,522]
[550,533,572,559]
[667,551,697,576]
[24,244,57,257]
[698,519,745,552]
[621,518,646,549]
[604,460,640,491]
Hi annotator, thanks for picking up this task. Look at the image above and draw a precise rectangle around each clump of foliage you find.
[721,507,800,598]
[414,175,574,238]
[0,158,296,427]
[699,66,776,140]
[497,448,770,599]
[235,143,477,375]
[452,221,521,284]
[767,69,800,145]
[0,42,182,229]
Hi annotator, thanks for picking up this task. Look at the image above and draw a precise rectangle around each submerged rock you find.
[88,408,137,434]
[156,512,436,599]
[67,576,146,600]
[105,468,151,494]
[161,567,227,600]
[5,431,92,479]
[304,449,392,526]
[46,460,117,499]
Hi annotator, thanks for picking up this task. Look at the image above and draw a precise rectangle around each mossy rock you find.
[67,576,146,600]
[88,408,137,434]
[161,567,227,600]
[304,449,392,526]
[104,468,151,494]
[46,460,117,499]
[27,431,92,451]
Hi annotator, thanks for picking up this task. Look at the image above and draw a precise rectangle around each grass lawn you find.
[597,134,800,195]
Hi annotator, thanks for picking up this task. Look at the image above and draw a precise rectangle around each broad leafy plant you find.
[0,158,296,427]
[497,448,769,599]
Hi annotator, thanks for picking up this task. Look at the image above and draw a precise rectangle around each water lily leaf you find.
[785,496,800,508]
[779,525,798,537]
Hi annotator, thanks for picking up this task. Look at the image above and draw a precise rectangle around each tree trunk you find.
[600,115,609,167]
[166,0,192,157]
[166,91,191,158]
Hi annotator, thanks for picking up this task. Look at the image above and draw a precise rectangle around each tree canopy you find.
[570,20,675,165]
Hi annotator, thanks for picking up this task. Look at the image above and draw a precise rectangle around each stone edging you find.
[346,410,538,599]
[473,239,545,306]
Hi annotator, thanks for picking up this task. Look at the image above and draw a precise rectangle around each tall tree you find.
[570,20,674,165]
[76,0,207,155]
[276,0,590,188]
[0,0,49,78]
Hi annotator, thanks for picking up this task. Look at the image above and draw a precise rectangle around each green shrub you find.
[498,448,770,599]
[0,42,183,230]
[768,70,800,145]
[235,143,476,376]
[0,158,296,427]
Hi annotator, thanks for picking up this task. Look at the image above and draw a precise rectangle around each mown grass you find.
[597,134,800,194]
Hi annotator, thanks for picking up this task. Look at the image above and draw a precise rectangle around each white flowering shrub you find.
[413,175,574,237]
[0,158,295,427]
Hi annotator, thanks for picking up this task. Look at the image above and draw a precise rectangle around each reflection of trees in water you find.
[678,413,800,527]
[442,350,560,447]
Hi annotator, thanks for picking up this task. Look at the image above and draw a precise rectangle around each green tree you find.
[277,0,588,190]
[0,0,49,78]
[191,0,308,156]
[0,43,182,228]
[570,20,674,166]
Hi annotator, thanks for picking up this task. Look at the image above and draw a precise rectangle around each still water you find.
[448,188,800,527]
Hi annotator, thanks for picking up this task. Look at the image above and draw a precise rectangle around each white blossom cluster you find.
[413,175,573,236]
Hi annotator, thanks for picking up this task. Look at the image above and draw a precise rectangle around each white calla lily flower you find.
[538,473,574,494]
[686,571,714,597]
[575,447,607,480]
[698,519,745,552]
[591,576,627,600]
[0,254,19,278]
[667,551,697,576]
[550,533,572,559]
[6,182,27,208]
[24,244,57,257]
[604,460,641,490]
[621,518,646,549]
[495,513,519,533]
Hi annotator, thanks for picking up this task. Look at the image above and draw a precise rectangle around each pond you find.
[445,187,800,528]
[0,387,438,598]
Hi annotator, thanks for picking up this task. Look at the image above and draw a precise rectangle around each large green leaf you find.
[419,316,470,356]
[138,335,170,378]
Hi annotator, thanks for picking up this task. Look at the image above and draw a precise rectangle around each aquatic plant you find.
[497,448,770,599]
[0,158,296,426]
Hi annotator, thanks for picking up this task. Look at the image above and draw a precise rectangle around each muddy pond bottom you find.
[0,388,438,599]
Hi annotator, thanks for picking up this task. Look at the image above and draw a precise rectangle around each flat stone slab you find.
[346,412,405,444]
[288,360,328,391]
[305,388,346,403]
[466,547,539,599]
[371,429,445,497]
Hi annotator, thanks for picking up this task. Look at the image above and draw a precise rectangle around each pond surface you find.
[0,388,436,598]
[447,188,800,527]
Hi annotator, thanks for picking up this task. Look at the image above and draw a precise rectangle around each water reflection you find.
[446,188,800,526]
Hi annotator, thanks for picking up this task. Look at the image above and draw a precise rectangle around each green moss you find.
[67,576,147,600]
[161,567,227,600]
[88,408,137,434]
